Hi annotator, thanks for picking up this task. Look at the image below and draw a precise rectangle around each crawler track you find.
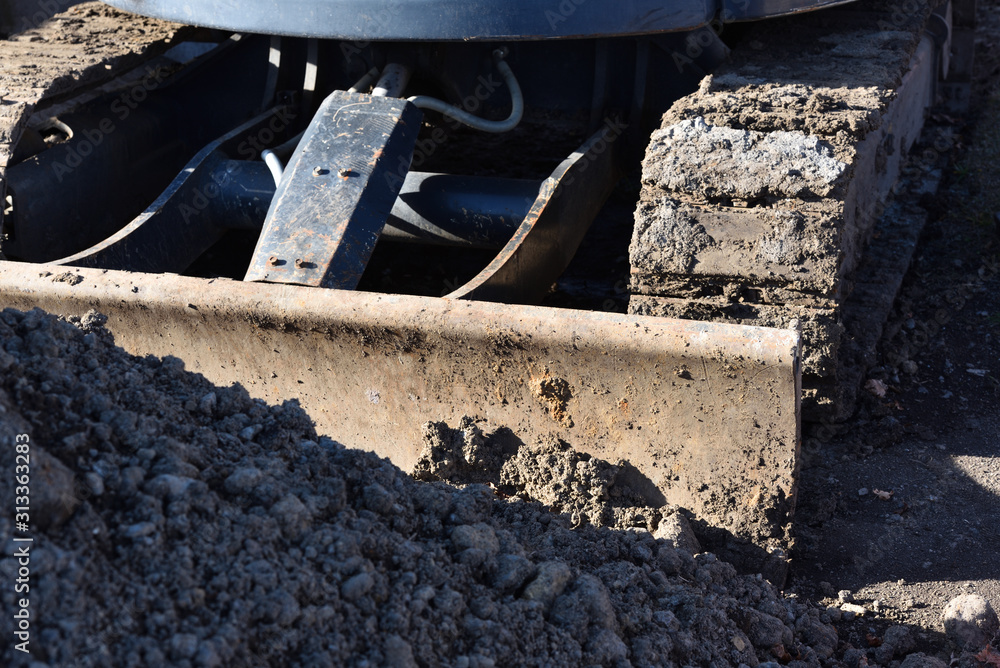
[0,1,185,246]
[629,0,954,421]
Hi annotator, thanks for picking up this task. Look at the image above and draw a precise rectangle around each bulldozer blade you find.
[0,262,801,545]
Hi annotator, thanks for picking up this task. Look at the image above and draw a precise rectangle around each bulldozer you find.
[0,0,969,570]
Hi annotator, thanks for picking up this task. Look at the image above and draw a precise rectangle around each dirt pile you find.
[414,419,665,532]
[0,306,849,667]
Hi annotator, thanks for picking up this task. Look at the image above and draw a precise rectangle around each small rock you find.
[169,633,199,660]
[858,488,869,497]
[796,616,837,659]
[521,561,573,607]
[238,424,262,441]
[32,447,80,530]
[83,472,105,497]
[362,482,395,515]
[874,625,916,663]
[145,474,195,499]
[942,594,999,649]
[194,639,223,668]
[198,391,217,416]
[383,635,417,668]
[740,608,792,648]
[341,572,374,602]
[270,494,311,541]
[493,554,536,592]
[899,653,948,668]
[838,590,854,603]
[653,509,702,553]
[223,467,262,495]
[841,603,867,620]
[451,523,499,556]
[124,521,157,539]
[468,654,495,668]
[433,587,465,616]
[585,627,628,664]
[118,466,146,497]
[550,574,616,635]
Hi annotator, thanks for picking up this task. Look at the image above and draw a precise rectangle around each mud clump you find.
[0,308,909,666]
[415,418,665,531]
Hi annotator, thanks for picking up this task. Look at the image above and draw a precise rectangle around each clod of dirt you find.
[530,374,574,427]
[942,594,1000,649]
[1,308,849,667]
[642,117,848,200]
[898,653,948,668]
[414,418,665,530]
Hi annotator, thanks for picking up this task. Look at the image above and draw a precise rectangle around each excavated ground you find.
[0,309,841,667]
[0,1,999,667]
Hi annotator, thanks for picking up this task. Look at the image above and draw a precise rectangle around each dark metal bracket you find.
[445,120,624,304]
[244,90,421,289]
[55,107,292,273]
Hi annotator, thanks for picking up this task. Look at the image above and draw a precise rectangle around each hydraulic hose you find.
[261,149,284,187]
[407,48,523,133]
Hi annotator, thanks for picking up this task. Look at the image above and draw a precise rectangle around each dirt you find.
[1,308,843,667]
[787,0,1000,650]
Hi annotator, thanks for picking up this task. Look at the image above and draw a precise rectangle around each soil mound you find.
[0,308,841,666]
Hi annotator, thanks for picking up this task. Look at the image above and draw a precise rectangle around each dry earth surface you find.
[791,0,1000,653]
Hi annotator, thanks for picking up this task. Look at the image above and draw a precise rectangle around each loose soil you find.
[790,0,1000,650]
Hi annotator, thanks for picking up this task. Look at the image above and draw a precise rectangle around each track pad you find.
[245,91,421,289]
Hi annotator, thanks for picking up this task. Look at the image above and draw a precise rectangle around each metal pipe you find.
[348,66,381,94]
[216,163,534,248]
[387,171,534,248]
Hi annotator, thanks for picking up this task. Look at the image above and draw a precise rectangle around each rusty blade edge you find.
[0,261,801,545]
